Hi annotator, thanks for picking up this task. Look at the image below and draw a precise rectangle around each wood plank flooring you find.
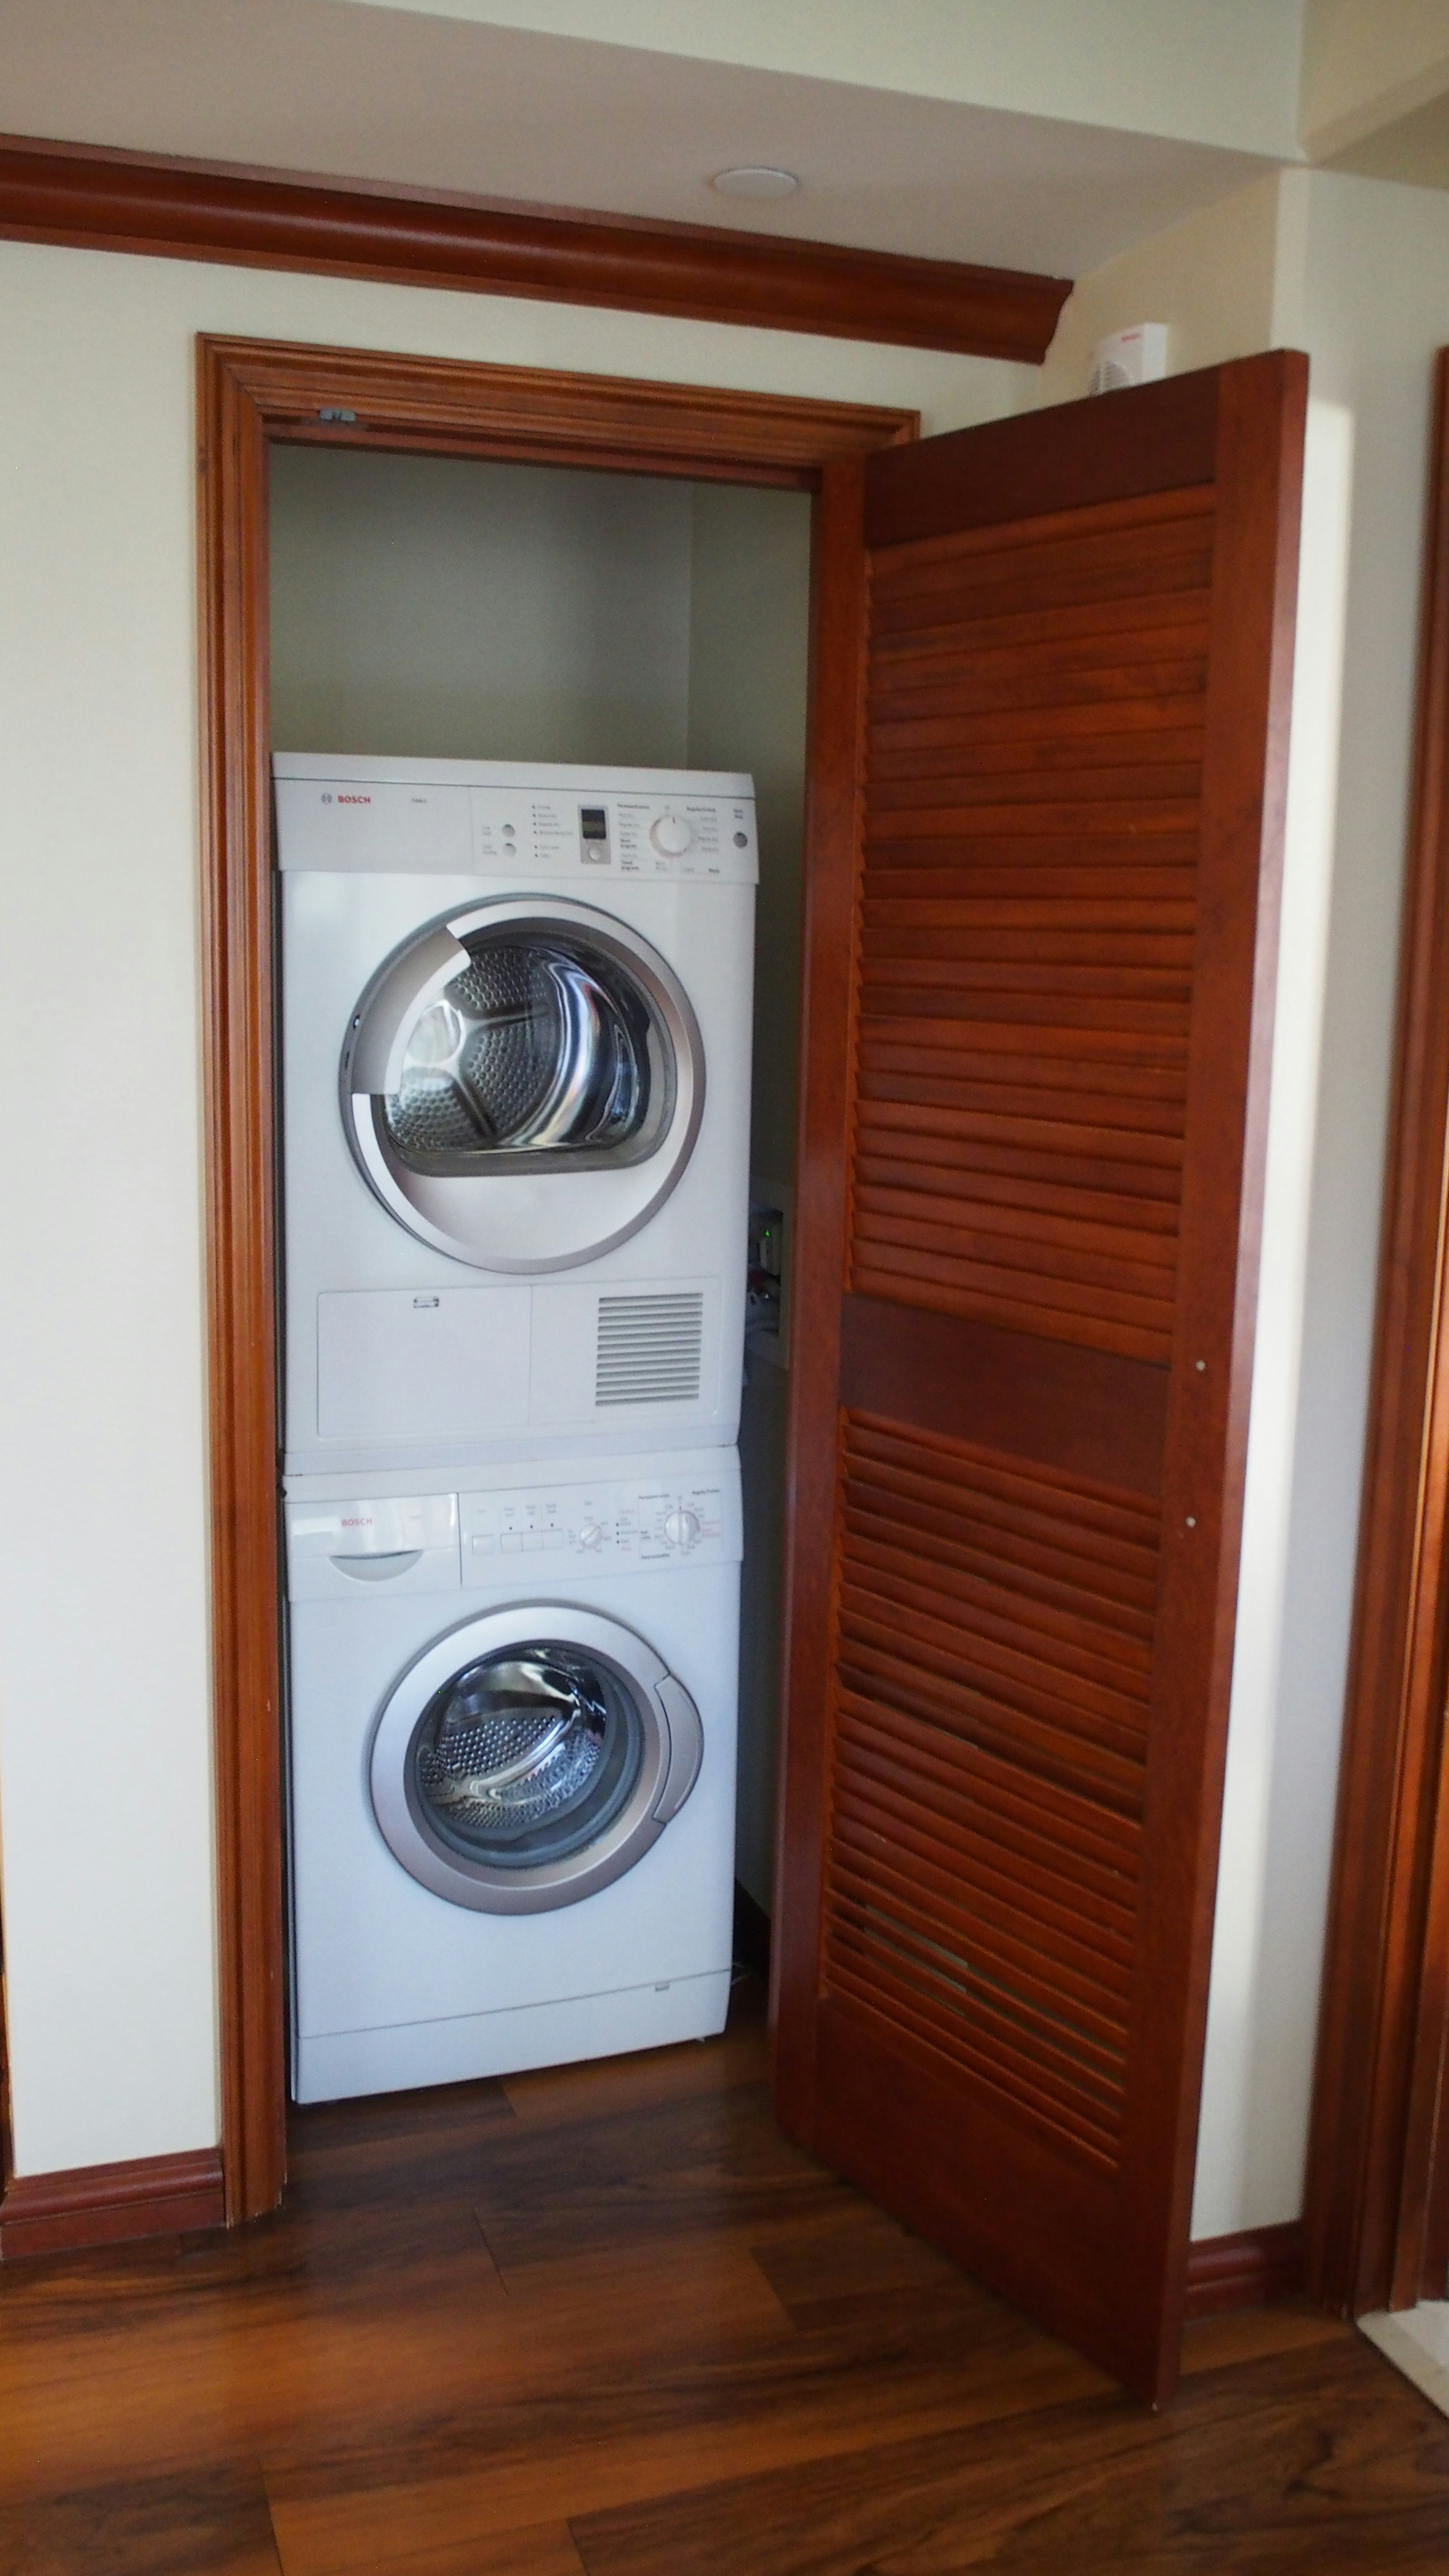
[3,1978,1449,2572]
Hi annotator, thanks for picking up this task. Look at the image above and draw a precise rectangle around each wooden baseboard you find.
[0,2147,225,2261]
[1185,2219,1305,2318]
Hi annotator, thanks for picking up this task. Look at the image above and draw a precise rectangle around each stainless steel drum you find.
[341,897,704,1272]
[370,1606,704,1913]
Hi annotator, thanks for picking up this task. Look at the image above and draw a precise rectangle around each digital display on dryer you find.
[579,807,609,840]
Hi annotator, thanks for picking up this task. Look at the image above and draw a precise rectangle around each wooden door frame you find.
[1306,348,1449,2315]
[197,331,917,2221]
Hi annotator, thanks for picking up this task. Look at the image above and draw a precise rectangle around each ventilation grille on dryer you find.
[595,1292,704,1407]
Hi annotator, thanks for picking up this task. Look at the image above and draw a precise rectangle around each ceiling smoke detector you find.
[711,166,800,201]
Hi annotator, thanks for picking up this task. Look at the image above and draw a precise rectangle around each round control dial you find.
[575,1519,607,1551]
[650,812,694,857]
[663,1507,701,1549]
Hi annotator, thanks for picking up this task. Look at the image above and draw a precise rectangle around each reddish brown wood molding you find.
[1184,2221,1304,2319]
[205,336,918,486]
[0,2148,225,2260]
[0,132,1071,363]
[199,337,916,2224]
[769,453,870,2149]
[1306,348,1449,2318]
[198,339,286,2228]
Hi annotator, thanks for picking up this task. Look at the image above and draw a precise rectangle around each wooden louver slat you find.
[824,1410,1157,2176]
[848,489,1207,1368]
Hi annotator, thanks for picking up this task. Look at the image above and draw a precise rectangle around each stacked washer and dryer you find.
[275,752,757,2103]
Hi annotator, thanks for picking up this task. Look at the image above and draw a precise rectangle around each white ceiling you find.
[348,0,1308,160]
[0,0,1285,280]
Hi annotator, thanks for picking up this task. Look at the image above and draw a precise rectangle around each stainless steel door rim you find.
[369,1603,705,1914]
[341,896,705,1272]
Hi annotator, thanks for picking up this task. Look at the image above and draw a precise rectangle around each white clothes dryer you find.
[275,755,757,1477]
[285,1447,740,2104]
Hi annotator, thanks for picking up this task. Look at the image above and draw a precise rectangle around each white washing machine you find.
[285,1447,740,2103]
[275,754,757,1478]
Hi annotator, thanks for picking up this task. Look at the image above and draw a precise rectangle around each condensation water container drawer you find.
[286,1492,462,1600]
[316,1287,532,1443]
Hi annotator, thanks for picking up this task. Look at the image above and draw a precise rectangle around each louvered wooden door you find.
[774,355,1307,2404]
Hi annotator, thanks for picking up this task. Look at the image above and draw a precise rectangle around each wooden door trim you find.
[1305,348,1449,2315]
[1,132,1071,363]
[199,332,917,2221]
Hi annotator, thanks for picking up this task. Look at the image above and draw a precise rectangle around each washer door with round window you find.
[341,896,704,1273]
[369,1606,705,1914]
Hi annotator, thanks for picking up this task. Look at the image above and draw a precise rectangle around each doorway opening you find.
[268,441,812,2066]
[197,332,915,2226]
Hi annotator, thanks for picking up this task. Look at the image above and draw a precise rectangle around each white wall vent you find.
[1089,322,1169,398]
[595,1291,705,1406]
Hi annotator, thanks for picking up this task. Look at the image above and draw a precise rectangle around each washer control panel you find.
[459,1467,738,1576]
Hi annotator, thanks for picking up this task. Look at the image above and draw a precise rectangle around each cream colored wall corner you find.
[1033,166,1357,2237]
[1192,393,1353,2237]
[1037,171,1291,405]
[0,234,1033,2181]
[1190,172,1449,2238]
[1300,0,1449,162]
[1218,170,1449,2236]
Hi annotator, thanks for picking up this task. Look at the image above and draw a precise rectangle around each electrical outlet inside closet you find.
[268,442,812,1936]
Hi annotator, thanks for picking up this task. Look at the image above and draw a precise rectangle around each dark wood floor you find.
[4,1978,1449,2573]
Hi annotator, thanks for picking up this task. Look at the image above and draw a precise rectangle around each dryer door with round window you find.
[369,1605,704,1914]
[342,897,704,1272]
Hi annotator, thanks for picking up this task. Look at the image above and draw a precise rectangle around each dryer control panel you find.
[274,766,757,883]
[471,789,757,883]
[459,1466,740,1578]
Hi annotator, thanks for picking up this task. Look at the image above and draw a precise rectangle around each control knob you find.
[663,1507,701,1549]
[650,811,694,857]
[576,1519,607,1551]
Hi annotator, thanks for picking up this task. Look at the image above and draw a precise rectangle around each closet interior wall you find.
[268,442,812,1927]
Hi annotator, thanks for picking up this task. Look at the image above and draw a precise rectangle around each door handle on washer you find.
[652,1674,704,1821]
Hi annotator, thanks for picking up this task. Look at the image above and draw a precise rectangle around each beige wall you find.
[1038,170,1299,402]
[0,234,1030,2181]
[1224,168,1449,2227]
[271,446,697,766]
[1301,0,1449,157]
